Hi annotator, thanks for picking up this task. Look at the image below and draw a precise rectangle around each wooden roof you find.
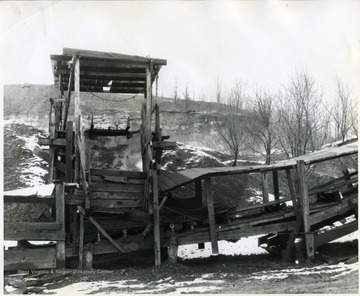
[50,48,167,94]
[160,140,358,192]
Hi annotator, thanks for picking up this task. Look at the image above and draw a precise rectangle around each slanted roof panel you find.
[50,48,166,94]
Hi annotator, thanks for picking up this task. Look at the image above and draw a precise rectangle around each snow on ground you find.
[43,275,224,294]
[178,237,268,260]
[248,262,358,281]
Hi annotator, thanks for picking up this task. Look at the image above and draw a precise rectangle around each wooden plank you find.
[78,206,125,253]
[261,172,269,203]
[286,168,301,219]
[153,167,161,266]
[204,177,219,255]
[297,160,314,260]
[5,232,65,241]
[63,56,75,129]
[273,170,280,201]
[195,179,204,206]
[310,197,357,226]
[78,210,84,269]
[90,182,144,193]
[84,244,93,270]
[90,169,146,178]
[282,220,302,263]
[55,159,66,173]
[74,56,80,183]
[55,183,66,268]
[91,199,143,209]
[4,195,54,204]
[38,138,67,146]
[314,220,358,247]
[227,197,292,215]
[308,178,358,196]
[65,121,73,183]
[91,175,145,184]
[91,191,144,200]
[152,141,177,150]
[62,48,167,65]
[4,248,56,271]
[4,222,61,232]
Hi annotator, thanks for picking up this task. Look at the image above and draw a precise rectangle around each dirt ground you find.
[32,241,358,294]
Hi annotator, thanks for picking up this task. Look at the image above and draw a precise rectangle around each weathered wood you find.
[168,231,178,265]
[90,182,144,193]
[90,199,144,209]
[91,175,145,184]
[91,191,144,200]
[273,170,280,201]
[314,220,358,247]
[4,222,61,232]
[48,100,56,183]
[74,56,80,183]
[152,141,177,150]
[282,220,302,263]
[261,172,269,203]
[78,206,125,253]
[153,167,161,266]
[297,160,314,260]
[5,232,65,241]
[65,121,73,182]
[38,137,67,146]
[78,210,84,269]
[84,244,93,270]
[195,179,204,206]
[91,169,146,178]
[286,168,301,219]
[227,197,292,215]
[310,197,357,226]
[4,248,56,271]
[204,177,219,255]
[55,159,66,173]
[55,183,66,268]
[63,56,75,129]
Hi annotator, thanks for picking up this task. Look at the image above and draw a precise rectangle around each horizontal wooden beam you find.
[314,220,358,247]
[5,248,56,271]
[90,169,146,179]
[5,232,65,241]
[152,141,177,150]
[38,138,66,146]
[91,182,144,193]
[4,222,62,232]
[91,191,144,200]
[91,175,145,184]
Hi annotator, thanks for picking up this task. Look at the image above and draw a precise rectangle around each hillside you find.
[4,84,230,149]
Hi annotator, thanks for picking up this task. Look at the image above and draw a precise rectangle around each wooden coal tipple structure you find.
[4,48,358,270]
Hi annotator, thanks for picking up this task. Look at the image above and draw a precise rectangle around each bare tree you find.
[216,77,222,104]
[326,78,358,142]
[247,88,279,164]
[174,78,178,102]
[183,82,190,112]
[277,70,326,158]
[216,80,248,166]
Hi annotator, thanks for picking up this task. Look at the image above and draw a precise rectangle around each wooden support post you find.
[74,56,80,183]
[55,183,66,268]
[204,177,219,255]
[195,179,203,206]
[273,170,280,201]
[48,100,56,184]
[153,164,161,266]
[63,56,75,130]
[261,171,269,203]
[84,244,93,270]
[297,160,314,261]
[286,168,301,219]
[168,224,178,264]
[72,208,78,253]
[65,121,73,183]
[78,210,84,269]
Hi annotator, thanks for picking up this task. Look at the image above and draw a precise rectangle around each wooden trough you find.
[4,48,358,271]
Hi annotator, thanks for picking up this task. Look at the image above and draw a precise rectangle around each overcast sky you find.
[0,1,359,102]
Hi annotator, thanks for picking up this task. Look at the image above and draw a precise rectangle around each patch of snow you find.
[178,237,267,260]
[248,262,358,281]
[4,183,54,197]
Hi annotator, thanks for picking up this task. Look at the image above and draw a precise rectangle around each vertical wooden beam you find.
[72,208,78,253]
[63,56,75,130]
[74,56,80,183]
[84,244,93,270]
[48,101,55,184]
[195,179,203,206]
[273,170,280,201]
[261,171,269,203]
[152,164,161,266]
[168,224,177,264]
[65,121,73,183]
[204,177,219,255]
[78,211,84,269]
[297,160,314,261]
[55,183,66,268]
[286,168,301,219]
